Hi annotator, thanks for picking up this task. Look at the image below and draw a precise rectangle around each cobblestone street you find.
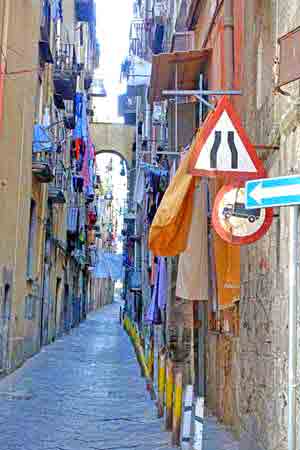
[0,303,238,450]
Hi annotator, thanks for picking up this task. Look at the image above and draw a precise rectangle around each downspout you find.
[0,0,10,132]
[223,0,234,89]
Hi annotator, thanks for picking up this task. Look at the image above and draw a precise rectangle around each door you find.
[63,283,70,332]
[0,280,11,374]
[41,237,51,347]
[54,277,62,337]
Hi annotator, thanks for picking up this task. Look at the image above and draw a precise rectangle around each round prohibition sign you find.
[212,184,273,245]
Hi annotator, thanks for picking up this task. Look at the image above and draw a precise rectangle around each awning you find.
[148,48,212,104]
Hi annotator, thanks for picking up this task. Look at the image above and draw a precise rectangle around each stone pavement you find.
[0,303,239,450]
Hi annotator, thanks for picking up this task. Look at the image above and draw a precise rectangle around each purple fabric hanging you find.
[145,267,162,325]
[145,256,167,324]
[157,257,167,310]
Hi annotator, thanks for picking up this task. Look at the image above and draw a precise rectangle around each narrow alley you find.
[2,1,300,449]
[0,303,238,450]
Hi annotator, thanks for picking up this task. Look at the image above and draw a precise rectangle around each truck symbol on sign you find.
[222,202,261,223]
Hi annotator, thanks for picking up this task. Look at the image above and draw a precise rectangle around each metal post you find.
[193,397,204,450]
[198,302,207,397]
[181,385,193,449]
[175,64,178,153]
[288,205,299,450]
[199,74,203,126]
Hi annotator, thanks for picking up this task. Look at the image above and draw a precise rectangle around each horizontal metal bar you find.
[255,144,280,150]
[162,90,242,96]
[157,151,180,156]
[141,150,180,156]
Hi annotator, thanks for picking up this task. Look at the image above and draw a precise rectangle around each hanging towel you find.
[176,181,209,301]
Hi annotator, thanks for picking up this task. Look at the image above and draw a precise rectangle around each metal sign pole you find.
[288,205,299,450]
[175,64,178,154]
[198,74,203,126]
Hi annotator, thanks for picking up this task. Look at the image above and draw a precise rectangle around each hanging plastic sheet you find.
[67,207,78,233]
[105,253,123,281]
[93,250,110,279]
[134,167,145,206]
[51,0,63,22]
[32,124,56,153]
[73,93,88,141]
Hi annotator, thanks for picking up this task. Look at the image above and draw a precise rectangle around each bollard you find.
[193,397,204,450]
[181,385,193,449]
[148,337,154,381]
[172,368,183,446]
[165,358,174,430]
[157,350,166,418]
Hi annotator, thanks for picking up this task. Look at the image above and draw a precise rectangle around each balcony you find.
[48,161,66,204]
[39,0,53,64]
[129,20,147,59]
[32,124,56,183]
[75,0,95,22]
[32,155,55,183]
[118,93,136,125]
[53,44,77,101]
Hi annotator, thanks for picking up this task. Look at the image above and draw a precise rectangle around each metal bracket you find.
[195,95,215,111]
[162,89,242,96]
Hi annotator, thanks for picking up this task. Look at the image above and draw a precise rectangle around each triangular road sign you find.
[189,96,265,180]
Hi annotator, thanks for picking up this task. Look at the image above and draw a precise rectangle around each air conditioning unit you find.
[172,31,195,52]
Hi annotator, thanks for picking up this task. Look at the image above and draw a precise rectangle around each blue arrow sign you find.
[245,175,300,209]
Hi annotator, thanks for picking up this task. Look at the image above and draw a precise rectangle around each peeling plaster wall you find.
[0,1,40,372]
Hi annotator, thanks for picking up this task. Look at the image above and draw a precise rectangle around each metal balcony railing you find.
[48,160,67,204]
[53,43,77,101]
[129,20,147,59]
[32,153,55,183]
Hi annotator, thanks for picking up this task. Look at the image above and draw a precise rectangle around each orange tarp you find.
[148,138,198,256]
[213,179,240,308]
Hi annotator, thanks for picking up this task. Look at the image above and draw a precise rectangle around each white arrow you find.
[250,182,300,204]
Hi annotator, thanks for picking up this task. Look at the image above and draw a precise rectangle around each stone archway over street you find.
[90,122,135,168]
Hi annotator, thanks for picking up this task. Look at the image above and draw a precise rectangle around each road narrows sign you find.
[245,175,300,208]
[189,96,265,180]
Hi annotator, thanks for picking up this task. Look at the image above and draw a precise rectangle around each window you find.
[27,200,37,280]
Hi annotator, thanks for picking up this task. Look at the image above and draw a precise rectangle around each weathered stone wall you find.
[239,2,300,450]
[206,333,241,436]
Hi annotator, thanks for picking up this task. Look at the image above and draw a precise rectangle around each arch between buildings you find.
[90,122,135,169]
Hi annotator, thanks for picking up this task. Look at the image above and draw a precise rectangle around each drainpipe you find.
[0,0,10,132]
[223,0,234,89]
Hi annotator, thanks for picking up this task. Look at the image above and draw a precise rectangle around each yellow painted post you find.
[157,350,166,418]
[165,358,174,430]
[172,367,183,446]
[147,336,154,380]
